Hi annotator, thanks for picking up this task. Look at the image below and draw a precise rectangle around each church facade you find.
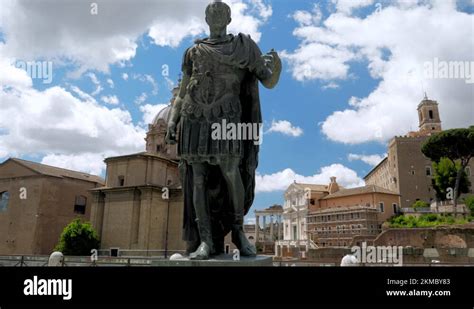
[90,93,187,256]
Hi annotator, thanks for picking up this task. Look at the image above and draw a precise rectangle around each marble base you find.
[152,254,273,267]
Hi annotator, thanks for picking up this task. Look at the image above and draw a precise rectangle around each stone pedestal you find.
[153,254,273,267]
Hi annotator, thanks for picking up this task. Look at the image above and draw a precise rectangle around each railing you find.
[0,251,186,267]
[401,207,432,213]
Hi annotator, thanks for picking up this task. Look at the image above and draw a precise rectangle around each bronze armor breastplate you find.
[182,45,244,121]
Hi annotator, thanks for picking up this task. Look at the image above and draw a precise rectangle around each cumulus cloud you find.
[101,95,119,105]
[122,73,129,81]
[107,78,114,89]
[87,73,103,96]
[132,74,158,96]
[331,0,375,14]
[139,104,168,125]
[41,153,109,176]
[0,0,271,73]
[348,153,386,166]
[255,164,364,193]
[134,92,148,105]
[266,120,303,137]
[284,1,474,144]
[0,55,145,175]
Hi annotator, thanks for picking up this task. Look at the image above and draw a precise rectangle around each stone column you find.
[277,215,282,241]
[255,215,259,243]
[262,216,266,242]
[269,215,274,242]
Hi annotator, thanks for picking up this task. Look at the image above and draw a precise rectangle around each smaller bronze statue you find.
[166,0,281,260]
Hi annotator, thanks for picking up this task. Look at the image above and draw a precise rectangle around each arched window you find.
[0,191,9,212]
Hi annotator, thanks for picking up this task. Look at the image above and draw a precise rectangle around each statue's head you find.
[205,1,231,29]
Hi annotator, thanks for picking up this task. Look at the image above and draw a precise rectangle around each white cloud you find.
[0,0,271,73]
[348,153,386,166]
[331,0,375,14]
[292,4,322,26]
[101,95,119,105]
[70,85,95,102]
[140,104,168,125]
[41,153,108,176]
[107,78,114,88]
[122,73,129,80]
[244,217,256,225]
[133,74,158,95]
[322,82,340,90]
[255,164,364,193]
[0,57,145,175]
[266,120,303,137]
[87,73,103,96]
[134,92,148,105]
[284,1,474,144]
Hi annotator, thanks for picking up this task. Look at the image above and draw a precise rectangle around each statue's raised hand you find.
[263,49,282,75]
[260,49,281,89]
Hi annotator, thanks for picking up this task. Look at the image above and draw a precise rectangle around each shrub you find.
[55,219,100,256]
[388,214,468,228]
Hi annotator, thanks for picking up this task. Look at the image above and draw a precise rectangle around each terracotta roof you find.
[293,182,329,192]
[7,158,104,184]
[321,185,399,200]
[104,152,178,164]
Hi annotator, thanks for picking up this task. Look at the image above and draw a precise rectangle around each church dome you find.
[152,105,171,126]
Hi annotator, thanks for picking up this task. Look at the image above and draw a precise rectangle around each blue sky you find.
[0,0,473,221]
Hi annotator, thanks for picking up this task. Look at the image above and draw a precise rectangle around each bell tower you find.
[417,93,442,134]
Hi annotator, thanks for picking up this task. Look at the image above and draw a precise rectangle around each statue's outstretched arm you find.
[166,73,190,144]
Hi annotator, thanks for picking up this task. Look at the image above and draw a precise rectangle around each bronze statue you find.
[166,0,281,260]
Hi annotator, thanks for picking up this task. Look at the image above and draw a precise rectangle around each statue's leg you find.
[189,162,214,260]
[219,158,257,256]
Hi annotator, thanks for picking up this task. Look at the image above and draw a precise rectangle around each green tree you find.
[55,219,100,256]
[422,126,474,214]
[431,158,470,201]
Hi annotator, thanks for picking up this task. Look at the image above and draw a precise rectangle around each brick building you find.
[0,158,104,255]
[307,182,399,247]
[364,96,474,208]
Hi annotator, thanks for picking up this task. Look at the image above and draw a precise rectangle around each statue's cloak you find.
[179,33,263,252]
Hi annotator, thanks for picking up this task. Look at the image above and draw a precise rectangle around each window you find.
[118,175,125,186]
[74,195,87,215]
[393,203,398,213]
[411,170,415,175]
[110,248,119,257]
[310,199,315,205]
[156,144,161,152]
[379,202,384,212]
[0,191,9,212]
[425,166,431,176]
[429,110,433,119]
